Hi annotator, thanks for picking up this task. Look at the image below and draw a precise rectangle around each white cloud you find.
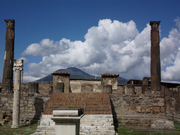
[18,57,28,63]
[22,19,180,83]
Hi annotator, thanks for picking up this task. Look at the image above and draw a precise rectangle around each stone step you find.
[80,130,116,135]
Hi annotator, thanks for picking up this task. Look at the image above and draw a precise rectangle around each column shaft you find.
[150,21,161,91]
[12,70,21,128]
[2,20,15,92]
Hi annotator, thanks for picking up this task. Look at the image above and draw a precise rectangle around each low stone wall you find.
[21,80,101,94]
[0,91,50,125]
[111,84,180,126]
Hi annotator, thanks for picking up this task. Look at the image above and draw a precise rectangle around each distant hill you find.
[35,67,127,84]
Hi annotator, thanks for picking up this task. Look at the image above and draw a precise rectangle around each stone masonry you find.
[52,72,70,93]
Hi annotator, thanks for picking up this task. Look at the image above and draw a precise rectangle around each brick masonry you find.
[43,93,112,115]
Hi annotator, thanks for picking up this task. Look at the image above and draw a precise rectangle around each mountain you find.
[35,67,127,84]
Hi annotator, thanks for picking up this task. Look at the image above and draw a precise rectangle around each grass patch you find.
[0,124,38,135]
[174,121,180,131]
[118,121,180,135]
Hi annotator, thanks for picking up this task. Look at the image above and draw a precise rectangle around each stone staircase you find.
[33,93,117,135]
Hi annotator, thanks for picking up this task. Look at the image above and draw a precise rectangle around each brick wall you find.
[43,93,112,115]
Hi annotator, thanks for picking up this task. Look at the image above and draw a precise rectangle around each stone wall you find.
[110,84,180,126]
[1,80,180,128]
[0,91,50,125]
[0,82,52,125]
[70,79,101,93]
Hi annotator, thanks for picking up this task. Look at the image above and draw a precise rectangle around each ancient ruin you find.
[0,20,180,135]
[2,20,15,92]
[12,59,23,128]
[150,21,161,91]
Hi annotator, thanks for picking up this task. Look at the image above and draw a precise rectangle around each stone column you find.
[2,20,15,92]
[12,59,23,128]
[150,21,161,91]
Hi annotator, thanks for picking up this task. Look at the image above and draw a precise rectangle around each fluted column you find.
[12,60,23,128]
[150,21,161,91]
[2,19,15,92]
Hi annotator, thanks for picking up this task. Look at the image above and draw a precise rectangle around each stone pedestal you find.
[51,108,83,135]
[11,59,23,128]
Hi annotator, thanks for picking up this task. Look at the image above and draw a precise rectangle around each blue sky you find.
[0,0,180,82]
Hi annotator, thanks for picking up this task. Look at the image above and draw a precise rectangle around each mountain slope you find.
[35,67,127,84]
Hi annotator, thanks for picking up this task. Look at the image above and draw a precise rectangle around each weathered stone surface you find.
[150,21,161,91]
[124,84,134,95]
[101,74,119,91]
[2,20,15,92]
[151,120,175,129]
[52,72,70,93]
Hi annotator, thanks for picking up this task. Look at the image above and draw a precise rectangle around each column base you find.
[11,125,19,128]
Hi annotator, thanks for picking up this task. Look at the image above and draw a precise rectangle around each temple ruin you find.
[0,20,180,135]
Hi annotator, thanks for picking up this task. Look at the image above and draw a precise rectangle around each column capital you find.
[13,67,23,71]
[150,21,161,28]
[13,59,23,71]
[4,19,15,29]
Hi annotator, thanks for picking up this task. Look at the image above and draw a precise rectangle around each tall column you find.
[150,21,161,91]
[2,19,15,92]
[12,60,23,128]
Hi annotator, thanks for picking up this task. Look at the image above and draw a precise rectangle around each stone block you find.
[53,110,79,116]
[160,107,165,113]
[1,97,8,102]
[145,108,152,113]
[151,120,175,129]
[152,107,160,113]
[157,98,164,106]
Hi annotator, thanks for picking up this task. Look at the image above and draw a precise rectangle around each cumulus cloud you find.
[22,18,180,83]
[161,17,180,81]
[18,57,28,63]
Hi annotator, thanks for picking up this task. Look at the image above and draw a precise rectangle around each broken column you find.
[2,20,15,92]
[150,21,161,91]
[101,73,119,93]
[52,72,70,93]
[12,59,23,128]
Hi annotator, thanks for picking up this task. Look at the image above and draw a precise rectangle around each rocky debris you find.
[151,119,175,129]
